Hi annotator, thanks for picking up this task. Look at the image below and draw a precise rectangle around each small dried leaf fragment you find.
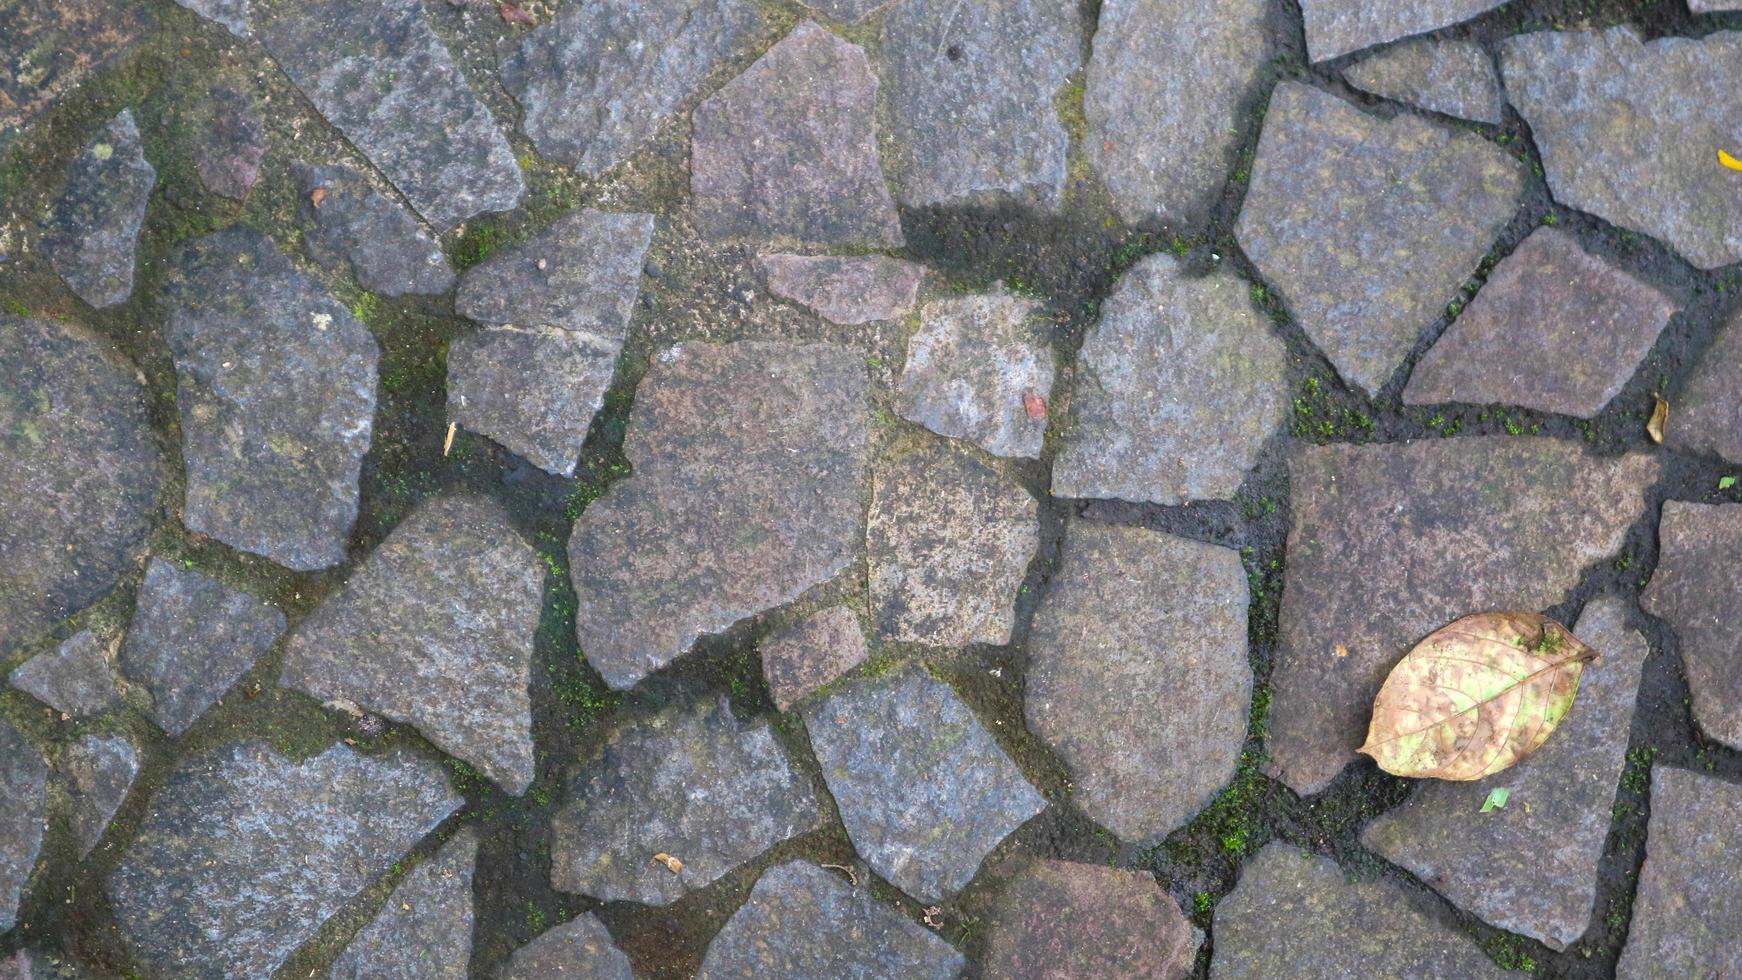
[1359,611,1597,781]
[309,186,327,208]
[1479,786,1510,813]
[1721,148,1742,172]
[1022,389,1047,420]
[1647,393,1667,444]
[652,852,683,874]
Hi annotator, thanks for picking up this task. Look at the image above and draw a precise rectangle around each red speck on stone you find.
[1023,390,1047,420]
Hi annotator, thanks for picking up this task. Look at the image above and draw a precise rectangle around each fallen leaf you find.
[1721,148,1742,172]
[1647,393,1667,444]
[1479,786,1510,813]
[1022,390,1047,420]
[309,186,327,208]
[499,2,535,25]
[652,852,683,874]
[1358,611,1598,781]
[1721,476,1736,491]
[1334,643,1349,658]
[443,421,457,457]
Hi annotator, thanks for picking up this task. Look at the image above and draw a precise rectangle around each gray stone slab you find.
[982,859,1199,980]
[760,607,868,712]
[499,914,633,980]
[1299,0,1508,62]
[0,0,152,144]
[42,110,154,308]
[193,86,266,199]
[64,734,139,858]
[294,163,453,297]
[1615,767,1742,978]
[175,0,248,36]
[1345,38,1505,124]
[758,254,924,326]
[1669,306,1742,465]
[1691,0,1742,9]
[330,829,477,980]
[0,722,46,933]
[8,630,119,718]
[1641,501,1742,749]
[896,290,1051,460]
[455,210,654,337]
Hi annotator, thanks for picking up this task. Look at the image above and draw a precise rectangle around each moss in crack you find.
[1484,934,1538,973]
[1290,377,1374,443]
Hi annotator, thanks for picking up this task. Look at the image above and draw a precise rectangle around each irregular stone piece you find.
[569,342,867,689]
[0,0,151,144]
[697,862,964,979]
[64,734,140,858]
[1214,844,1505,978]
[42,110,155,308]
[693,22,902,248]
[449,210,653,476]
[107,742,461,979]
[1271,438,1656,794]
[1086,0,1272,226]
[1028,523,1250,844]
[330,830,477,980]
[551,695,820,905]
[193,86,266,199]
[896,290,1052,459]
[1616,767,1742,978]
[1641,502,1742,749]
[758,253,924,325]
[982,859,1200,980]
[1053,254,1287,504]
[1503,28,1742,270]
[283,495,542,793]
[1362,597,1646,949]
[161,227,378,571]
[1345,38,1505,123]
[0,722,46,933]
[1692,0,1742,9]
[1299,0,1507,62]
[176,0,249,36]
[1670,307,1742,465]
[868,441,1038,647]
[802,665,1044,903]
[504,0,763,178]
[258,0,523,231]
[881,0,1082,208]
[294,163,453,297]
[761,607,868,712]
[0,317,160,653]
[1405,227,1675,417]
[8,630,119,718]
[500,915,633,980]
[121,559,285,736]
[1235,83,1524,395]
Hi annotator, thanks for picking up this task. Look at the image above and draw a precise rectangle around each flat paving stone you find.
[1213,844,1505,978]
[293,162,454,297]
[801,664,1045,903]
[330,829,477,980]
[0,317,161,654]
[1085,0,1273,226]
[0,722,46,933]
[175,0,248,36]
[161,226,378,571]
[192,85,265,199]
[1299,0,1507,62]
[1027,522,1250,845]
[1345,38,1505,124]
[551,694,821,906]
[868,440,1038,648]
[121,559,285,736]
[758,253,924,325]
[1235,82,1524,396]
[1404,226,1675,418]
[1615,767,1742,978]
[282,494,542,794]
[1641,501,1742,749]
[1361,596,1647,950]
[692,21,902,248]
[500,914,633,980]
[258,0,523,231]
[982,859,1199,980]
[760,607,868,712]
[1053,254,1287,504]
[107,741,461,980]
[42,110,155,309]
[569,341,866,690]
[8,629,119,718]
[0,0,151,144]
[1269,437,1656,795]
[696,861,963,979]
[880,0,1081,209]
[64,734,139,858]
[1670,307,1742,465]
[896,290,1052,460]
[503,0,763,178]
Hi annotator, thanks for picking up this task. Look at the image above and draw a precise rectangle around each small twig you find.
[819,863,858,886]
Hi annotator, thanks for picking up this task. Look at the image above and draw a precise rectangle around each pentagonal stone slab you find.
[1669,307,1742,465]
[1616,767,1742,978]
[330,829,477,980]
[1299,0,1507,62]
[1362,596,1647,949]
[63,734,139,859]
[41,110,154,308]
[760,607,868,712]
[982,859,1200,980]
[193,86,265,199]
[0,722,46,933]
[551,695,821,905]
[282,494,542,793]
[0,0,151,144]
[758,254,924,326]
[8,630,119,718]
[569,341,867,690]
[1028,523,1250,844]
[293,163,453,297]
[1235,83,1524,396]
[500,914,633,980]
[1404,226,1675,418]
[1,317,161,654]
[107,741,462,979]
[697,862,963,979]
[161,227,377,571]
[802,665,1044,903]
[1641,501,1742,749]
[896,290,1052,460]
[1270,438,1656,794]
[1345,39,1505,124]
[1053,254,1287,504]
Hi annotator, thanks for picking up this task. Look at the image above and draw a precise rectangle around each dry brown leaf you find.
[1647,392,1668,444]
[309,186,327,208]
[652,852,683,874]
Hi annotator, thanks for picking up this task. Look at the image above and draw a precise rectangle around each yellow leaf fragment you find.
[443,421,457,457]
[652,852,683,874]
[1647,393,1667,444]
[1721,148,1742,172]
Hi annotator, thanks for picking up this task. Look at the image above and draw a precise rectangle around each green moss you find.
[451,225,500,271]
[1289,377,1375,443]
[1484,934,1537,973]
[350,292,377,323]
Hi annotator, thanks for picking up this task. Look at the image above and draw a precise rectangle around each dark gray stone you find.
[1053,254,1287,504]
[1362,597,1647,949]
[294,163,453,297]
[1345,39,1505,123]
[881,0,1082,209]
[758,254,924,325]
[193,86,266,199]
[802,665,1045,903]
[1503,27,1742,270]
[1213,844,1505,978]
[1404,226,1676,418]
[1270,438,1656,794]
[1641,502,1742,749]
[161,227,378,571]
[42,110,154,309]
[761,607,868,712]
[896,290,1052,459]
[569,341,867,690]
[0,317,160,654]
[283,495,542,793]
[258,0,523,231]
[1028,523,1250,845]
[64,734,140,858]
[692,22,902,248]
[8,630,119,718]
[503,0,763,178]
[1299,0,1507,62]
[1235,82,1524,395]
[1668,306,1742,465]
[455,210,653,337]
[0,722,46,933]
[330,830,477,980]
[121,559,285,735]
[500,914,633,980]
[175,0,248,36]
[1616,767,1742,978]
[107,741,461,980]
[697,862,964,979]
[982,859,1199,980]
[551,695,821,906]
[0,0,152,145]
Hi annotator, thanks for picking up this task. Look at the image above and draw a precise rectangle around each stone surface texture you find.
[1345,38,1505,123]
[897,290,1051,459]
[42,109,155,308]
[982,859,1200,980]
[1667,304,1742,465]
[294,162,453,296]
[330,830,478,980]
[500,915,634,980]
[64,734,140,858]
[758,254,924,326]
[760,607,868,712]
[1615,767,1742,978]
[8,630,119,718]
[176,0,248,36]
[1641,501,1742,749]
[0,0,151,143]
[193,85,265,197]
[1300,0,1508,62]
[0,722,46,933]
